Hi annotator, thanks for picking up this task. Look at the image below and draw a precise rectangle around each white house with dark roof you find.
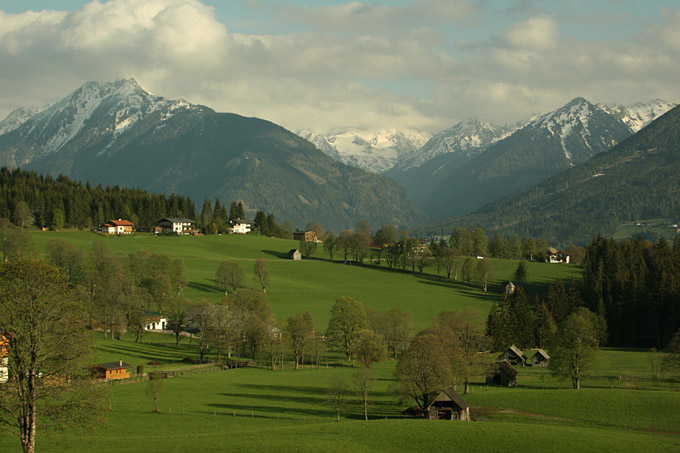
[157,217,196,235]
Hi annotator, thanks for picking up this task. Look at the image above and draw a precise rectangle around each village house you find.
[426,386,470,421]
[101,219,135,234]
[144,313,167,331]
[547,247,570,263]
[486,360,519,387]
[92,360,132,380]
[531,349,551,368]
[288,249,302,261]
[0,334,9,384]
[157,217,196,235]
[497,344,528,366]
[229,219,253,234]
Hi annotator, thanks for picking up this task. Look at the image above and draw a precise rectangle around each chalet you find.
[0,334,9,384]
[547,247,570,264]
[501,281,516,295]
[102,219,135,234]
[531,349,550,368]
[486,360,518,387]
[229,219,253,234]
[497,344,528,366]
[426,386,470,421]
[288,249,302,261]
[293,230,321,242]
[92,360,132,380]
[157,217,196,235]
[144,313,167,331]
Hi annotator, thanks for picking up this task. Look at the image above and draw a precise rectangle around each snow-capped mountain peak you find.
[597,99,677,133]
[297,128,432,173]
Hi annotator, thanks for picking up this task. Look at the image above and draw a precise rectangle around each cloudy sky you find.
[0,0,678,133]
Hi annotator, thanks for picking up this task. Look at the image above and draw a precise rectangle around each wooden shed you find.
[486,360,518,387]
[501,281,516,295]
[288,249,302,261]
[497,344,528,366]
[531,348,550,367]
[426,386,470,421]
[92,360,132,380]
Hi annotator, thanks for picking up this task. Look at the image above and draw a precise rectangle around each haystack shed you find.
[92,360,132,380]
[486,360,518,387]
[531,349,550,367]
[426,386,470,421]
[497,344,528,366]
[288,249,301,261]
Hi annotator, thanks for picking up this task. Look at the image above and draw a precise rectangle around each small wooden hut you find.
[426,386,470,421]
[288,249,302,261]
[497,344,528,366]
[486,360,518,387]
[92,360,132,380]
[500,281,516,295]
[531,348,550,367]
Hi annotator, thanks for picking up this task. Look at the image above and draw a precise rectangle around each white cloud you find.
[0,1,678,135]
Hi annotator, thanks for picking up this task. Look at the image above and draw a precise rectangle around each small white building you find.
[157,217,196,235]
[102,219,135,234]
[547,247,570,264]
[229,219,252,234]
[144,314,168,331]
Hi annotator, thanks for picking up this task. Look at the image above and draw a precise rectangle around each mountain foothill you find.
[0,78,677,246]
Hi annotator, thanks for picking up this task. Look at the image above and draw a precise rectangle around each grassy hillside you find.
[30,231,580,330]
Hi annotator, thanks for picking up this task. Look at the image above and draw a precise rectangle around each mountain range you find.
[418,104,680,247]
[0,79,421,231]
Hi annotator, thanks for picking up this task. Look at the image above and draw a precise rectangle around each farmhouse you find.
[0,334,9,384]
[92,360,132,380]
[497,344,528,366]
[157,217,196,235]
[101,219,135,234]
[144,313,167,331]
[426,386,470,421]
[486,360,518,387]
[531,348,551,367]
[547,247,570,263]
[229,219,253,234]
[288,249,301,261]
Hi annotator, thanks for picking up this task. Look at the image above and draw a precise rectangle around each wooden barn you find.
[497,344,528,366]
[426,387,470,421]
[486,360,518,387]
[531,348,551,367]
[92,360,132,380]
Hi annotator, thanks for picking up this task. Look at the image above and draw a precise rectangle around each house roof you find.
[533,348,550,360]
[158,217,195,223]
[547,247,559,255]
[499,360,518,377]
[105,219,134,227]
[230,219,253,225]
[508,344,527,360]
[427,386,469,410]
[96,361,132,370]
[288,249,300,255]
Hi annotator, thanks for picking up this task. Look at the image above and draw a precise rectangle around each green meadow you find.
[0,231,675,452]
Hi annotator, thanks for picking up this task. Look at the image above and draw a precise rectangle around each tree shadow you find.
[187,281,222,294]
[261,249,290,259]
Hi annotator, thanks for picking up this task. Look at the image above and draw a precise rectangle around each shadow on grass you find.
[261,249,290,259]
[187,281,223,294]
[96,341,194,363]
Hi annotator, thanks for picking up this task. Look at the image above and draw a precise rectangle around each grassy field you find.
[2,231,676,452]
[30,231,580,330]
[612,217,678,241]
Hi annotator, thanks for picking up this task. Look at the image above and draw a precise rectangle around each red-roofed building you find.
[102,219,135,235]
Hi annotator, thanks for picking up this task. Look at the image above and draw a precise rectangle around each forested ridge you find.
[0,166,198,229]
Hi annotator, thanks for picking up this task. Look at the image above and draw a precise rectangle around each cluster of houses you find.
[486,344,551,388]
[98,218,253,235]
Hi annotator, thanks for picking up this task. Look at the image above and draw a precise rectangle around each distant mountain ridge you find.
[297,128,431,174]
[0,79,422,231]
[417,104,680,247]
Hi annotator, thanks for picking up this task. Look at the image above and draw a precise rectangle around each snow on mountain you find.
[394,117,518,172]
[297,129,431,173]
[0,106,45,135]
[598,99,676,133]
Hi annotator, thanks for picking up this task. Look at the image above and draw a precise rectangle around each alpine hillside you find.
[419,97,636,220]
[417,104,680,247]
[384,118,519,204]
[0,79,422,231]
[297,129,431,174]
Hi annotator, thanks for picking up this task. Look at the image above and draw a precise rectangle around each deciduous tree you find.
[551,309,599,389]
[327,297,368,361]
[253,258,270,292]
